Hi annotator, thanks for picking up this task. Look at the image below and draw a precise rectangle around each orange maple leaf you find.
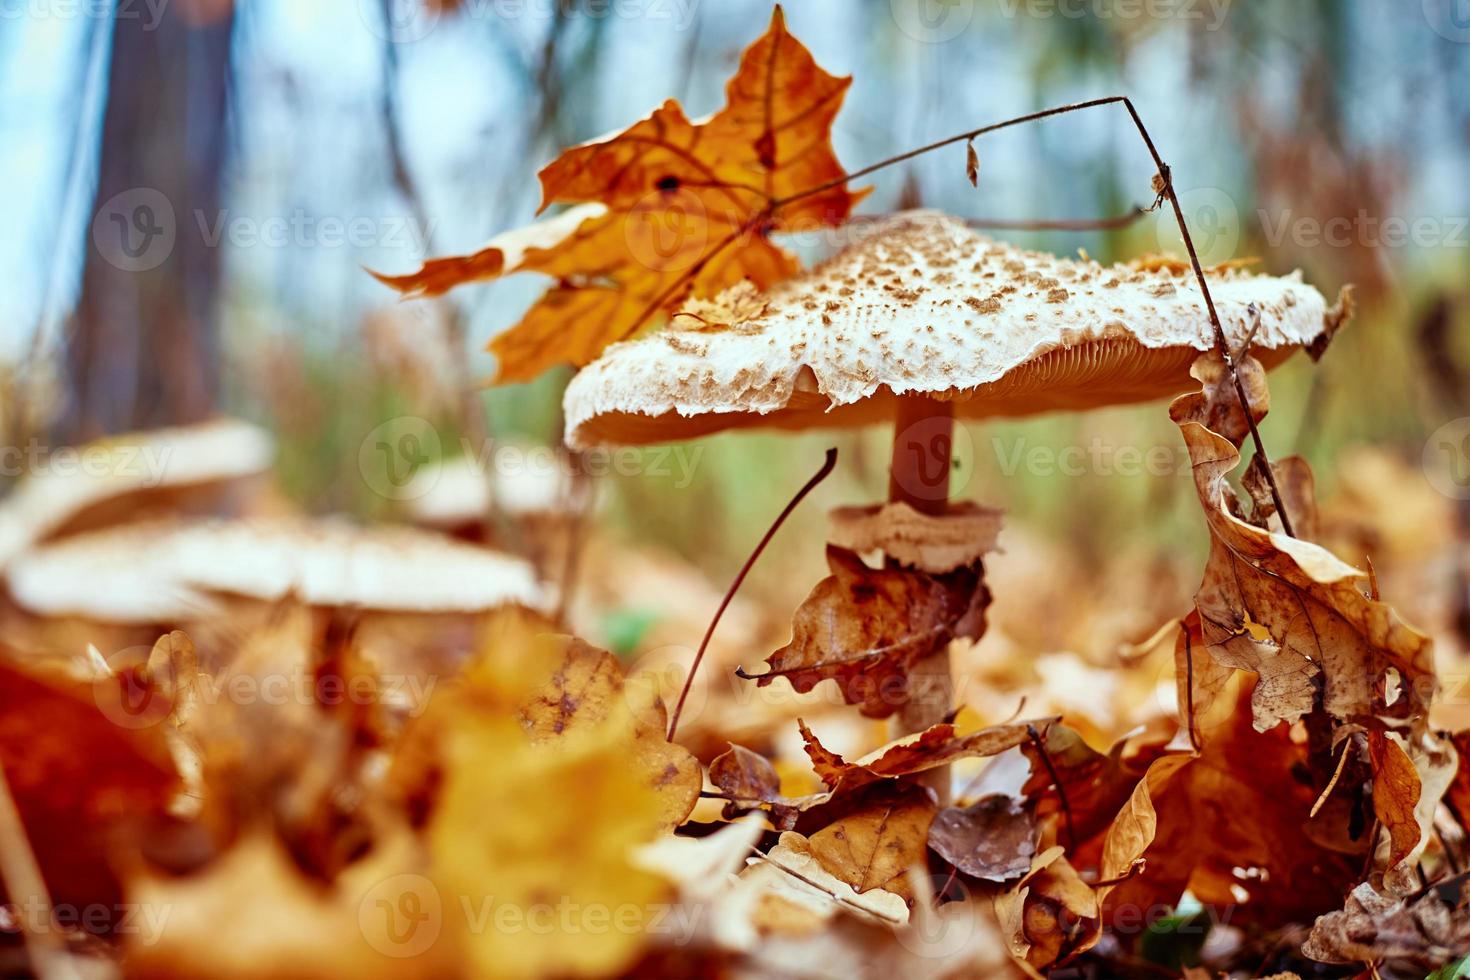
[372,6,866,384]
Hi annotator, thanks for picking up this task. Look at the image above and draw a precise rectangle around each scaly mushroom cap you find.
[564,211,1347,448]
[6,518,551,622]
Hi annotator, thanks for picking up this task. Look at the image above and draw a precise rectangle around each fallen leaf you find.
[710,743,783,805]
[928,794,1037,883]
[747,546,988,718]
[1171,351,1435,733]
[518,634,701,833]
[1304,877,1470,971]
[0,653,178,912]
[806,784,935,898]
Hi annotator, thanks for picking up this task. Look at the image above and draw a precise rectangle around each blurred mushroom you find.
[6,517,551,624]
[0,418,274,569]
[401,446,597,594]
[562,210,1347,794]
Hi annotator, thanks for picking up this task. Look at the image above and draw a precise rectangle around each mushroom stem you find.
[888,394,955,806]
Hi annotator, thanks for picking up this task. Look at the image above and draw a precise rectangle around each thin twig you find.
[750,851,905,924]
[0,763,72,980]
[667,448,838,741]
[1310,736,1354,819]
[1184,626,1199,753]
[1027,722,1077,854]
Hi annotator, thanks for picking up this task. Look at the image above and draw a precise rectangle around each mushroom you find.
[6,517,551,623]
[0,418,274,569]
[561,210,1347,793]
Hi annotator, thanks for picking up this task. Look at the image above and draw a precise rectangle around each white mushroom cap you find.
[0,419,274,567]
[402,449,579,527]
[6,517,551,622]
[564,211,1344,448]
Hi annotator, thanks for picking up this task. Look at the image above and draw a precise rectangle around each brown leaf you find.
[1242,453,1319,539]
[0,653,178,912]
[799,717,1042,796]
[965,139,979,187]
[1368,729,1457,895]
[994,848,1099,969]
[807,784,935,898]
[1171,351,1434,733]
[749,546,988,718]
[710,743,782,804]
[1105,673,1366,929]
[519,634,700,832]
[928,795,1037,883]
[374,8,865,384]
[1303,877,1470,970]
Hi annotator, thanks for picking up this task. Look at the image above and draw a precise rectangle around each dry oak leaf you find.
[806,784,936,899]
[374,6,865,384]
[1171,351,1434,733]
[0,654,178,912]
[1105,674,1366,929]
[994,846,1100,970]
[1020,721,1174,851]
[518,634,700,833]
[1303,877,1470,970]
[745,545,988,718]
[737,831,909,935]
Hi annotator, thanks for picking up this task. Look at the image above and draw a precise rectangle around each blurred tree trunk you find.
[57,4,234,441]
